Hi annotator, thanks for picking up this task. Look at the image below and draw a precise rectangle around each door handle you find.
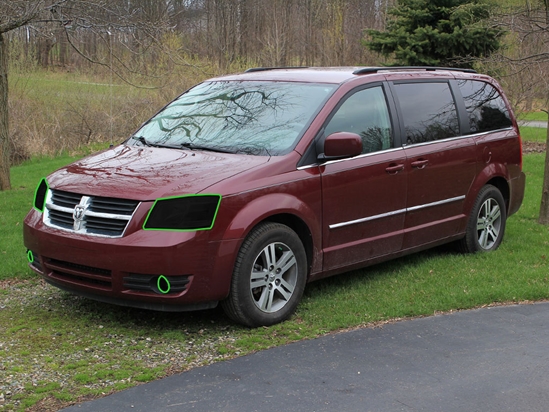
[385,164,405,174]
[411,159,429,169]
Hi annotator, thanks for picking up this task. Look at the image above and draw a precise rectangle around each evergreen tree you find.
[366,0,503,68]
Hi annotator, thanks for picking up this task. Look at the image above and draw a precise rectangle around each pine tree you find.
[366,0,503,69]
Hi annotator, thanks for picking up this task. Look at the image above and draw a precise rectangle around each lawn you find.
[520,126,548,143]
[0,155,83,280]
[1,147,548,410]
[517,111,548,122]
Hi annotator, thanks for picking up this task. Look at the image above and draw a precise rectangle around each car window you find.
[132,81,336,156]
[394,82,460,145]
[457,80,513,133]
[324,86,393,154]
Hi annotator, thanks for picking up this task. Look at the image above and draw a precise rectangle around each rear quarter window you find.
[457,80,513,133]
[393,82,460,145]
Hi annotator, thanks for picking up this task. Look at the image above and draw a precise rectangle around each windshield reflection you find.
[130,81,335,156]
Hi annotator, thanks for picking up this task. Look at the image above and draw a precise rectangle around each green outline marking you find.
[157,275,171,294]
[33,178,49,213]
[143,194,222,232]
[27,250,34,263]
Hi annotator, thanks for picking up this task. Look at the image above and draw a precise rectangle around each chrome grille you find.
[44,189,139,237]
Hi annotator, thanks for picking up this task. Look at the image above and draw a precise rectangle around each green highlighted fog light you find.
[157,275,171,294]
[143,194,222,231]
[33,178,49,213]
[27,250,34,263]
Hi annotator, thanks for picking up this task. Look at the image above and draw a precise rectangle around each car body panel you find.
[320,148,407,270]
[402,138,477,249]
[49,145,270,200]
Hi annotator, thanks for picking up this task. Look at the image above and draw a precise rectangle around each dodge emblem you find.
[73,205,86,230]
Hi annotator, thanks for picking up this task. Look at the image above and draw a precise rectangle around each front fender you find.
[223,192,320,240]
[219,191,323,275]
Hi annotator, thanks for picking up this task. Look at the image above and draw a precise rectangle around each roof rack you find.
[352,66,477,75]
[245,66,309,73]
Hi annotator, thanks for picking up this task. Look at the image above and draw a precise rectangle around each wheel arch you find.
[485,176,510,212]
[222,193,321,278]
[466,163,511,217]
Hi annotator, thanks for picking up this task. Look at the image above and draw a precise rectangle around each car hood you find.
[47,145,270,200]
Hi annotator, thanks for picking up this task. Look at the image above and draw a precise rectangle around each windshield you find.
[129,81,336,156]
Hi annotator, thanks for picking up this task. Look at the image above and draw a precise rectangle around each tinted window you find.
[394,82,460,144]
[131,81,336,156]
[324,86,393,154]
[457,80,512,133]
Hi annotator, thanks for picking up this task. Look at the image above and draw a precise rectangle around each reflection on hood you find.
[48,145,269,200]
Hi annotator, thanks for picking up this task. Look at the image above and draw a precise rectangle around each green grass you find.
[10,71,156,106]
[1,153,549,410]
[0,155,82,280]
[517,111,548,122]
[7,69,186,162]
[520,126,548,143]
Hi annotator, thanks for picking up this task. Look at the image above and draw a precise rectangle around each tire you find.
[459,185,507,253]
[221,222,307,327]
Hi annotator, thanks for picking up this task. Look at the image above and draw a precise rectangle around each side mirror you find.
[319,132,363,161]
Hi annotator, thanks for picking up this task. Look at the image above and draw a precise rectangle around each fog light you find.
[156,275,171,294]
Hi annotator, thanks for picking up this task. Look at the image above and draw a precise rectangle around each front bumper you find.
[23,209,241,311]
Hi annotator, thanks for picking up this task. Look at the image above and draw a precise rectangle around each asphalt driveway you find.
[62,302,549,412]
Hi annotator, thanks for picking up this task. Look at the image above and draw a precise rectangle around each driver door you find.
[320,85,407,271]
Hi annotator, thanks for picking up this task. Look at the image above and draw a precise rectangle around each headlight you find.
[143,194,221,231]
[33,178,49,213]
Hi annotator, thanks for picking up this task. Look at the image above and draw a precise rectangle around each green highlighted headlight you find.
[33,178,49,213]
[143,194,221,231]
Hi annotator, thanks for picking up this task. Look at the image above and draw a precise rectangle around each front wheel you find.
[221,222,307,327]
[459,185,507,253]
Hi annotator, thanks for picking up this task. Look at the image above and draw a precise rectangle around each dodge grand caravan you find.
[23,66,526,327]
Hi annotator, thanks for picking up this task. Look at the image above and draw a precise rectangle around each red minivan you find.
[24,67,525,327]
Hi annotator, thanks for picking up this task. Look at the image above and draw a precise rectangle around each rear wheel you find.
[221,222,307,327]
[459,185,506,253]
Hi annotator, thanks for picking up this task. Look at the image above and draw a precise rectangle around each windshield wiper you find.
[133,136,181,149]
[179,142,236,154]
[133,136,237,153]
[133,136,154,147]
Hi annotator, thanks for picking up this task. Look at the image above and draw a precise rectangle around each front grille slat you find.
[51,191,81,208]
[86,219,128,228]
[90,198,137,215]
[45,259,112,290]
[48,210,74,227]
[44,190,140,238]
[48,259,111,276]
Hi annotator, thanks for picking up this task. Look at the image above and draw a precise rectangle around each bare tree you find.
[0,0,169,191]
[489,2,549,224]
[0,32,8,190]
[198,0,391,69]
[2,0,396,190]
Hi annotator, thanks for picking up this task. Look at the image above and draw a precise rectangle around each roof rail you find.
[353,66,477,75]
[245,66,309,73]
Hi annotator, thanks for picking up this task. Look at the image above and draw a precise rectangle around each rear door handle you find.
[411,159,429,169]
[385,164,405,174]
